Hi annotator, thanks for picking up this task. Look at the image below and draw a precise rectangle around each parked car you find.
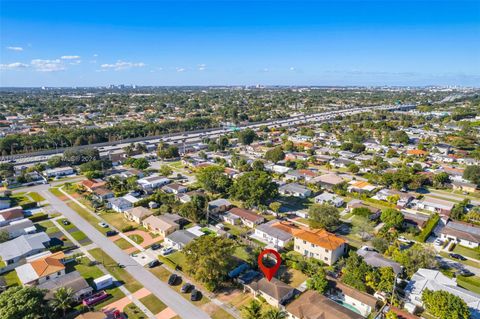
[98,222,109,228]
[148,260,160,268]
[168,274,179,285]
[106,230,118,237]
[449,253,467,261]
[457,269,474,277]
[181,283,193,293]
[433,238,443,246]
[62,220,70,226]
[161,247,174,256]
[190,289,202,301]
[151,243,161,250]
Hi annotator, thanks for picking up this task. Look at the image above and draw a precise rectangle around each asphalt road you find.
[39,186,211,319]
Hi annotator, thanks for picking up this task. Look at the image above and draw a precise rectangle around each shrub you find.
[416,213,440,243]
[21,201,38,209]
[121,225,136,232]
[28,213,49,222]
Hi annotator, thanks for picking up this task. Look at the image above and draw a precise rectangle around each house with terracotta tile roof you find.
[294,229,347,265]
[80,179,107,192]
[406,149,428,156]
[347,180,376,193]
[16,251,66,286]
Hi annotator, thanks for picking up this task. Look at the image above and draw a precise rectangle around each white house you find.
[405,269,480,318]
[43,166,74,178]
[107,197,133,212]
[279,183,312,198]
[314,192,344,207]
[137,175,170,190]
[250,220,297,248]
[440,221,480,248]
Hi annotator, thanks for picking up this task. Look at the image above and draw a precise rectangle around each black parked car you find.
[190,289,202,301]
[148,260,160,268]
[181,283,193,293]
[62,220,70,225]
[457,269,474,277]
[168,274,179,285]
[106,230,118,237]
[151,243,161,250]
[449,253,467,261]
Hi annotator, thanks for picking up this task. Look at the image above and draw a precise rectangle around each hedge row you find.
[28,213,49,222]
[416,213,440,243]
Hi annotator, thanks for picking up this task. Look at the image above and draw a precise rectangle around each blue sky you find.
[1,0,479,87]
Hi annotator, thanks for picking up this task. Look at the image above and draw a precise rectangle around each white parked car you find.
[433,238,443,246]
[161,247,174,256]
[397,236,412,244]
[98,222,109,228]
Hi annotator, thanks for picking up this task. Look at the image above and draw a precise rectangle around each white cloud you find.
[198,64,206,71]
[6,46,23,52]
[69,60,82,65]
[100,60,146,71]
[61,55,81,60]
[0,62,29,70]
[31,59,65,72]
[176,67,185,72]
[93,54,98,57]
[289,67,295,71]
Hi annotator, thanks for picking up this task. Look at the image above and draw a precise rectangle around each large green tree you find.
[242,300,262,319]
[229,171,278,207]
[238,129,257,145]
[196,165,232,194]
[341,252,370,292]
[380,208,404,229]
[306,268,328,293]
[184,236,236,291]
[463,165,480,186]
[264,146,285,163]
[50,287,75,318]
[308,204,340,231]
[0,286,51,319]
[422,289,470,319]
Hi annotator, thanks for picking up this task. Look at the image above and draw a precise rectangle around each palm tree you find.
[50,287,75,318]
[263,308,287,319]
[241,299,262,319]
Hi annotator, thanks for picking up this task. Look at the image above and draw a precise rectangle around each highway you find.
[35,185,211,319]
[1,103,415,166]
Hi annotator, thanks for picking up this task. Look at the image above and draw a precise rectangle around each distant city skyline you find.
[1,0,479,87]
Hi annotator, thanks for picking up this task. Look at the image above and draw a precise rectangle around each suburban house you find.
[251,220,301,248]
[285,169,317,182]
[347,181,376,193]
[43,166,74,178]
[286,290,364,319]
[314,192,344,207]
[417,197,455,216]
[91,188,114,202]
[294,229,347,265]
[177,190,205,203]
[347,200,381,219]
[0,218,36,239]
[124,206,154,224]
[80,179,107,192]
[314,173,345,190]
[16,251,66,286]
[452,181,477,193]
[38,270,93,301]
[440,221,480,248]
[245,277,296,308]
[208,198,232,216]
[402,211,430,230]
[0,232,50,274]
[326,279,379,318]
[357,246,403,274]
[279,183,312,198]
[142,214,182,237]
[373,189,414,208]
[137,175,170,191]
[405,268,480,318]
[164,229,199,250]
[107,197,133,213]
[225,207,264,228]
[0,206,24,227]
[162,183,188,194]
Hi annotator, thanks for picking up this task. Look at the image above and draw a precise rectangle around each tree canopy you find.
[422,289,470,319]
[308,204,340,231]
[196,165,232,194]
[229,171,278,207]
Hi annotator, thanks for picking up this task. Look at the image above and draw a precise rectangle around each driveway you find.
[40,188,211,319]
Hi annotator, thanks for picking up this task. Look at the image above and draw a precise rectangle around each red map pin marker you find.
[257,249,282,281]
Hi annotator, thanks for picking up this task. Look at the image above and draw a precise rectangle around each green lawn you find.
[70,230,88,242]
[233,246,250,261]
[453,245,480,261]
[67,202,108,234]
[37,220,61,235]
[89,248,143,293]
[49,187,63,197]
[93,286,126,311]
[210,307,236,319]
[101,211,138,231]
[159,251,187,271]
[70,258,104,286]
[58,218,76,231]
[27,192,45,202]
[114,238,134,250]
[139,294,167,314]
[128,234,144,245]
[123,303,147,319]
[457,275,480,294]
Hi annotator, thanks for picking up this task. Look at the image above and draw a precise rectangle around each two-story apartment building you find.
[294,229,347,265]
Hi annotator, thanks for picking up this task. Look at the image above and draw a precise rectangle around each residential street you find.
[39,187,211,319]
